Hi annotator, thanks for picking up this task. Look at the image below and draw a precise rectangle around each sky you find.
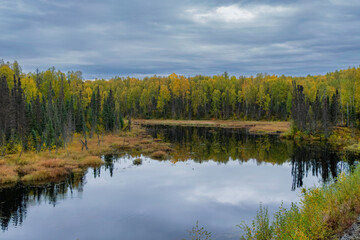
[1,0,360,79]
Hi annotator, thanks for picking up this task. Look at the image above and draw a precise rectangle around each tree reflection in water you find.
[145,125,356,190]
[291,145,356,190]
[0,125,357,232]
[0,174,84,231]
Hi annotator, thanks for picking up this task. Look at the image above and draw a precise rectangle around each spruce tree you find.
[102,89,115,132]
[330,89,340,127]
[89,91,98,137]
[0,76,10,153]
[322,96,330,138]
[16,77,27,152]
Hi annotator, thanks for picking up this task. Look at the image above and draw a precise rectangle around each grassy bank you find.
[240,164,360,240]
[0,125,173,187]
[134,119,291,134]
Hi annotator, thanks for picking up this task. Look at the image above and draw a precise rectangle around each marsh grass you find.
[0,165,19,185]
[240,165,360,239]
[151,151,168,160]
[0,124,173,186]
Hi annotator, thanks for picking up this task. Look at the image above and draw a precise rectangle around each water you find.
[0,126,357,240]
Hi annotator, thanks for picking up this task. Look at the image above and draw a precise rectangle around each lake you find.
[0,125,357,240]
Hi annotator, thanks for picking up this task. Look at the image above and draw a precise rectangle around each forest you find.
[0,59,360,154]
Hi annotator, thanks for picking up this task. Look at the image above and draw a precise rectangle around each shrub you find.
[150,151,167,160]
[240,165,360,239]
[133,158,142,165]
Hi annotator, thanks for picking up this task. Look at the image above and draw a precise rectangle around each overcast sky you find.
[1,0,360,79]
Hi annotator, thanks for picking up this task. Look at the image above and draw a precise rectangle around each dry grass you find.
[150,151,168,160]
[0,165,19,185]
[13,156,102,184]
[134,119,290,134]
[0,124,173,187]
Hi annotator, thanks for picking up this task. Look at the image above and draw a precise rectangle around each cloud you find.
[0,0,360,78]
[329,0,360,6]
[186,4,294,25]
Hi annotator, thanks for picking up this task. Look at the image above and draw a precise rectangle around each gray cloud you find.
[1,0,360,78]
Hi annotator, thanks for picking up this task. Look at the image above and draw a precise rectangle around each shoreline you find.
[1,119,291,188]
[0,125,172,187]
[134,119,291,134]
[1,120,359,239]
[2,120,359,188]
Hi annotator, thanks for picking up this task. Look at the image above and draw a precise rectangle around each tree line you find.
[0,60,359,154]
[0,61,123,155]
[291,81,342,137]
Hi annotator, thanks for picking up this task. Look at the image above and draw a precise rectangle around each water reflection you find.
[0,174,84,231]
[145,125,292,164]
[291,144,357,190]
[93,154,121,178]
[0,125,358,238]
[144,125,356,189]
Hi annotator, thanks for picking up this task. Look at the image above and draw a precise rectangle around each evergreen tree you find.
[75,90,84,133]
[102,89,116,132]
[291,81,307,131]
[90,87,101,138]
[44,80,55,152]
[322,96,330,138]
[0,76,10,153]
[330,90,340,127]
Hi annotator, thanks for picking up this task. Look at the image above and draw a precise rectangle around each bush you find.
[240,165,360,239]
[150,150,167,160]
[239,204,272,240]
[133,158,142,165]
